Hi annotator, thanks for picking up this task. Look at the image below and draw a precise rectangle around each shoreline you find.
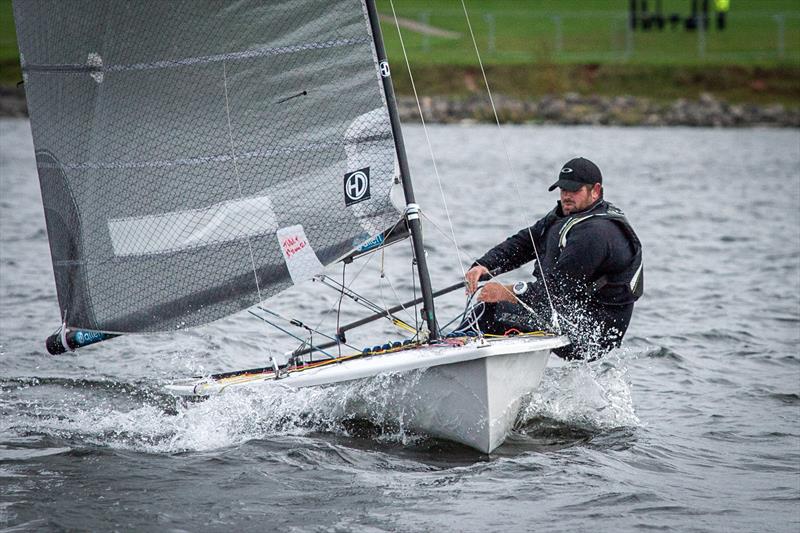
[1,86,797,128]
[396,93,799,127]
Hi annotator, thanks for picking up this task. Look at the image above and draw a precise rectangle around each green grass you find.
[376,0,800,66]
[0,0,18,83]
[2,0,798,66]
[388,63,800,106]
[1,0,798,105]
[376,0,800,106]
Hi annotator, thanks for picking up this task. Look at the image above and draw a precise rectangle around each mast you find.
[364,0,439,341]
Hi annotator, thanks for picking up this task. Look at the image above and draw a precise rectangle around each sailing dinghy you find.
[14,0,568,453]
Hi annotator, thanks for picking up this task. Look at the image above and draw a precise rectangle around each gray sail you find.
[14,0,402,333]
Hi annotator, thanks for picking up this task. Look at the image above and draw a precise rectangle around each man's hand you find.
[477,282,516,303]
[465,265,489,294]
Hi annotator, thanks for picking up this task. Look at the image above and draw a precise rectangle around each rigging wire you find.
[409,237,419,339]
[255,306,363,354]
[459,0,560,332]
[388,0,481,335]
[303,218,408,344]
[336,263,346,358]
[378,249,418,327]
[317,275,417,335]
[289,237,380,356]
[224,59,279,361]
[222,60,263,305]
[318,275,391,316]
[248,310,334,359]
[419,210,542,320]
[387,0,466,279]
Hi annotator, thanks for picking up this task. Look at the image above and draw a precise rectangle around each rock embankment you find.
[0,86,27,118]
[1,86,796,127]
[397,92,799,127]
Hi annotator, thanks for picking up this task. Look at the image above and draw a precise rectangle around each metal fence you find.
[392,10,800,64]
[1,10,797,65]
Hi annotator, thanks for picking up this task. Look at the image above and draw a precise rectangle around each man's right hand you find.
[465,265,490,294]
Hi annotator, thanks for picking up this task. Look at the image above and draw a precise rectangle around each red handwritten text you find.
[282,236,307,258]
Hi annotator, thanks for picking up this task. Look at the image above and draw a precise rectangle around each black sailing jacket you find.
[474,199,643,309]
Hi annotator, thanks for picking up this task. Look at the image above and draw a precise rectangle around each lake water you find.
[1,120,798,532]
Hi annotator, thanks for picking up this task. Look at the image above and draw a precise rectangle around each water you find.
[1,120,798,532]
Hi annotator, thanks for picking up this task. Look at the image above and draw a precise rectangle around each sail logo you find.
[358,233,385,252]
[380,61,390,78]
[75,330,105,345]
[344,167,371,206]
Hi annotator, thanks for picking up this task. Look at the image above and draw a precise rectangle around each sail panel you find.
[14,0,401,332]
[107,195,279,257]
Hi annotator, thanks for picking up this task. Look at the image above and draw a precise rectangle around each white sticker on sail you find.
[108,195,278,256]
[276,225,324,285]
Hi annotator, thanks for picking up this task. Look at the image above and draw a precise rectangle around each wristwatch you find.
[512,281,528,296]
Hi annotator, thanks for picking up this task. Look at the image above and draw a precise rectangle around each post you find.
[775,14,785,59]
[688,0,698,31]
[364,0,439,341]
[625,14,635,59]
[485,13,496,55]
[655,0,664,30]
[420,11,430,53]
[641,0,651,30]
[698,11,706,58]
[552,15,563,55]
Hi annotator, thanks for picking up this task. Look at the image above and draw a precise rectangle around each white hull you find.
[166,335,569,453]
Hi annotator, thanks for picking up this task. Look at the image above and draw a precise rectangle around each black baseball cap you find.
[548,157,602,192]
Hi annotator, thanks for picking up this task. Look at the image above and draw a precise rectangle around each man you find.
[462,157,643,360]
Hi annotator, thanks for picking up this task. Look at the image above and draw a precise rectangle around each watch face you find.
[513,282,527,295]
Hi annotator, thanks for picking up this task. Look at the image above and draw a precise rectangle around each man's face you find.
[560,183,600,214]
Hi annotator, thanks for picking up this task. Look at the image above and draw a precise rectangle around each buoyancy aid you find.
[534,200,644,305]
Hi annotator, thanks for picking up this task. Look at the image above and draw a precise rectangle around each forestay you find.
[14,0,402,333]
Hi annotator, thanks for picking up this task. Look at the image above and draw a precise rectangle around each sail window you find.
[108,195,278,256]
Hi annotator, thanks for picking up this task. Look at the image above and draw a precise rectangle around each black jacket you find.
[474,199,643,310]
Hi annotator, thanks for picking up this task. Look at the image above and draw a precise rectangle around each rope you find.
[459,0,560,331]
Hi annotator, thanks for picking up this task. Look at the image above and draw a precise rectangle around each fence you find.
[1,9,798,66]
[384,10,800,65]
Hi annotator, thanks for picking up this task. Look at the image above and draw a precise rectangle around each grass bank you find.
[389,63,800,108]
[376,0,800,67]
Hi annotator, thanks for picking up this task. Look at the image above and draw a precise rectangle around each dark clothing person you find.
[470,198,643,360]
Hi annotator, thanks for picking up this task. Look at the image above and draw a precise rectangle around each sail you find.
[14,0,403,333]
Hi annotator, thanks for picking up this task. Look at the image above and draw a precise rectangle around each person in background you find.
[714,0,729,31]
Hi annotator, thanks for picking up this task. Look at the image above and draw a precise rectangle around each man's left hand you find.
[477,282,516,303]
